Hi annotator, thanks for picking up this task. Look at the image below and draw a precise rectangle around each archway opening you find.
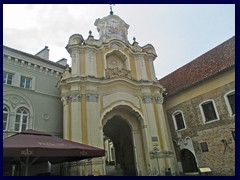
[180,149,198,173]
[103,115,136,176]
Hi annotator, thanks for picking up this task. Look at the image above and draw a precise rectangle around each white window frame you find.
[172,110,186,131]
[3,105,10,131]
[20,76,32,89]
[199,99,220,124]
[3,71,14,85]
[224,90,235,117]
[14,107,29,132]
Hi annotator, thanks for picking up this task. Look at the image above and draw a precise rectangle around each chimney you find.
[56,58,68,66]
[35,46,49,60]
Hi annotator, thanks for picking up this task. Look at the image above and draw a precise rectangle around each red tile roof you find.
[159,36,235,96]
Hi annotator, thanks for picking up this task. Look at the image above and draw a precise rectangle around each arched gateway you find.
[57,11,176,176]
[102,105,145,176]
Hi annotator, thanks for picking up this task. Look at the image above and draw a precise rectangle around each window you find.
[172,111,186,131]
[200,100,219,123]
[200,142,209,152]
[224,91,235,116]
[20,76,32,89]
[3,105,9,131]
[3,72,13,85]
[14,108,29,132]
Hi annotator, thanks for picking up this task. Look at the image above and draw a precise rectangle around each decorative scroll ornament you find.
[68,94,81,103]
[86,93,99,102]
[155,96,164,104]
[142,96,153,103]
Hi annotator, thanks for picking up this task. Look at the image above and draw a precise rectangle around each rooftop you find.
[3,45,67,69]
[159,36,235,96]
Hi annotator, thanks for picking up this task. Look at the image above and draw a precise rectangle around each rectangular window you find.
[22,116,28,131]
[227,93,235,115]
[202,102,217,122]
[200,142,209,152]
[14,115,21,131]
[20,76,32,89]
[3,72,13,85]
[3,113,8,131]
[175,113,185,130]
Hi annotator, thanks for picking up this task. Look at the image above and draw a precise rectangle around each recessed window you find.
[200,100,219,123]
[3,72,13,85]
[20,76,32,89]
[3,105,9,131]
[172,111,186,131]
[14,108,29,132]
[200,142,209,152]
[224,91,235,116]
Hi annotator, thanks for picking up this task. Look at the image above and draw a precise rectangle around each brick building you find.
[159,36,235,175]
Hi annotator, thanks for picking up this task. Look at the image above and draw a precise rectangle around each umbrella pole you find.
[25,157,29,176]
[19,157,39,176]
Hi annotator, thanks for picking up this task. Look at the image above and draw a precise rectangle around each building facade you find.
[159,36,235,176]
[57,12,176,176]
[3,46,67,175]
[3,12,235,176]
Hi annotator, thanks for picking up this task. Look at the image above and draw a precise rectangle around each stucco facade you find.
[57,13,176,176]
[3,46,66,139]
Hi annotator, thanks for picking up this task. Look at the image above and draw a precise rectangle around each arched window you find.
[14,107,29,132]
[224,90,235,116]
[3,105,9,131]
[172,111,186,131]
[199,100,219,123]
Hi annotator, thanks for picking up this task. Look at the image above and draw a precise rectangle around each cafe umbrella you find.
[3,129,105,176]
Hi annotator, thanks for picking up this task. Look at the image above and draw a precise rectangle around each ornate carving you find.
[105,68,132,79]
[86,93,99,102]
[4,94,28,109]
[61,96,68,106]
[94,15,129,43]
[42,113,50,121]
[142,96,153,103]
[62,67,71,79]
[68,94,81,103]
[155,96,163,104]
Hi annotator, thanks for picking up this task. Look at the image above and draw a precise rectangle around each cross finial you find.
[110,4,115,15]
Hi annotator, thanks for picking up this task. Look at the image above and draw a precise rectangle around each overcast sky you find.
[3,4,235,79]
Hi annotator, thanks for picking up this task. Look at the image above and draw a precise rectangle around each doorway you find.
[180,149,198,173]
[103,115,136,176]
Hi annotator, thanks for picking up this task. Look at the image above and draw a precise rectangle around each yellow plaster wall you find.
[164,70,235,109]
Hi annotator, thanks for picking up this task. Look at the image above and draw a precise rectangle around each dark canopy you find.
[3,129,105,175]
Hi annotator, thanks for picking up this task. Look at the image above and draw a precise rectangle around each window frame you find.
[224,90,235,117]
[3,105,10,131]
[3,71,14,85]
[199,99,220,124]
[14,107,29,132]
[172,110,186,131]
[20,76,32,89]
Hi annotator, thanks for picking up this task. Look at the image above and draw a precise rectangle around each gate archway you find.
[102,105,147,176]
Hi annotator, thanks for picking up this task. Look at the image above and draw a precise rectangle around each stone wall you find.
[166,82,235,175]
